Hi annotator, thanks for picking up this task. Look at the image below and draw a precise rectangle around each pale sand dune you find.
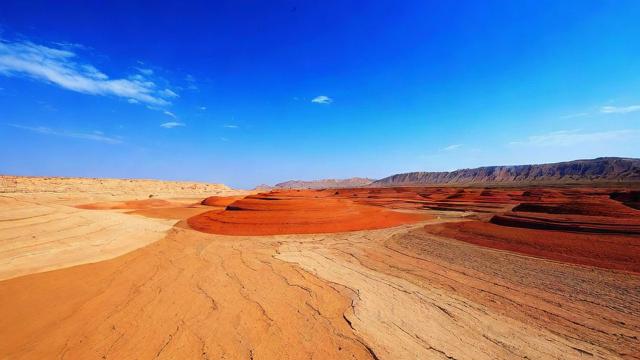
[0,194,177,280]
[0,176,245,281]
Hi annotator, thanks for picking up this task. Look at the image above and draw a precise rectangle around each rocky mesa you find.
[274,177,374,189]
[372,157,640,186]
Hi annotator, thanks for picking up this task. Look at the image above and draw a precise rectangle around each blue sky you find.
[1,1,639,189]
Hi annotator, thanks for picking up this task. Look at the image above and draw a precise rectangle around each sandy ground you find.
[0,176,245,280]
[0,175,235,199]
[0,181,639,359]
[0,193,177,281]
[277,225,640,359]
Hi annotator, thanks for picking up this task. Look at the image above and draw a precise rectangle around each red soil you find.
[76,199,178,210]
[490,190,640,234]
[201,195,247,207]
[80,186,640,272]
[301,187,522,213]
[234,187,640,272]
[128,206,211,220]
[491,212,640,234]
[424,220,640,273]
[610,190,640,210]
[188,191,430,236]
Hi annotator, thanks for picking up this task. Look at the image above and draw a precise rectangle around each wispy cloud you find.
[160,121,185,129]
[311,95,333,104]
[136,67,153,76]
[0,38,177,106]
[9,124,122,144]
[223,124,239,129]
[198,106,207,111]
[600,105,640,114]
[159,88,178,98]
[559,112,589,119]
[509,129,640,147]
[185,74,198,90]
[440,144,462,151]
[161,111,186,128]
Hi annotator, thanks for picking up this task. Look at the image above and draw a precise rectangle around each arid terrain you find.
[1,176,639,359]
[273,177,375,190]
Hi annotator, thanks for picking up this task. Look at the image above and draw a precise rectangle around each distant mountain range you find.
[272,177,374,190]
[371,157,640,186]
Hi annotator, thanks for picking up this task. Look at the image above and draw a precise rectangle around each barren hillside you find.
[373,157,640,186]
[275,177,374,189]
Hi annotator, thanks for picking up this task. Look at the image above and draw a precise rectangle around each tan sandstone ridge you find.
[0,178,638,359]
[0,175,236,199]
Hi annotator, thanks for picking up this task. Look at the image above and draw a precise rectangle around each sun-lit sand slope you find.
[0,194,177,281]
[0,176,244,280]
[0,183,639,359]
[0,227,378,359]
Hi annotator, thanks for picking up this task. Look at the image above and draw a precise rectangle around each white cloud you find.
[441,144,462,151]
[198,106,207,110]
[311,95,333,104]
[9,124,122,144]
[509,129,640,147]
[137,67,153,76]
[160,88,178,98]
[0,38,174,106]
[160,121,185,128]
[163,110,177,118]
[223,124,238,129]
[600,105,640,114]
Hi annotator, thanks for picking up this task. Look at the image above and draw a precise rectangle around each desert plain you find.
[1,176,639,359]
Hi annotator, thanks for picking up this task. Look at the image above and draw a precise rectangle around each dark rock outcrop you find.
[274,177,374,189]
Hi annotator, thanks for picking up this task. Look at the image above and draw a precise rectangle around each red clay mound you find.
[308,187,519,213]
[420,187,640,272]
[188,192,430,235]
[495,193,640,234]
[76,199,177,210]
[610,190,640,210]
[201,195,246,207]
[490,213,640,234]
[424,221,640,273]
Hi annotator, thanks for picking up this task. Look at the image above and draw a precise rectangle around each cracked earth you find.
[0,184,638,359]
